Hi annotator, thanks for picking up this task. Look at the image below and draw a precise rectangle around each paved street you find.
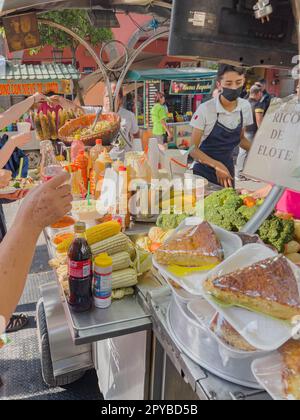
[0,200,101,400]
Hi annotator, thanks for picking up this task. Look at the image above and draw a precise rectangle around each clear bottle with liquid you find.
[40,140,63,182]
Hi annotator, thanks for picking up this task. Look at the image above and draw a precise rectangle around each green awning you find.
[126,67,217,82]
[0,63,81,81]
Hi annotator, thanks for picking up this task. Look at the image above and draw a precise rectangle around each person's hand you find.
[32,93,47,104]
[17,172,72,232]
[215,163,233,188]
[0,169,12,188]
[11,132,32,148]
[0,190,29,201]
[167,131,173,140]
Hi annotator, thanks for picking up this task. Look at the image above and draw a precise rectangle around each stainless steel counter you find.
[41,225,270,400]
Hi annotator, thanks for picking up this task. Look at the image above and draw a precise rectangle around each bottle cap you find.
[79,150,85,155]
[96,139,102,145]
[74,221,86,233]
[119,166,127,172]
[94,253,113,268]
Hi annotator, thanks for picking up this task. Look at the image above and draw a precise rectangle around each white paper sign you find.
[244,95,300,191]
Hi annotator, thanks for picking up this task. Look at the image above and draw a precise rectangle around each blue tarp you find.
[126,67,217,82]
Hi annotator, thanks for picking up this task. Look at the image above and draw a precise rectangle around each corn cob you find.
[91,233,130,256]
[86,221,121,246]
[111,252,132,271]
[127,238,136,259]
[112,268,138,289]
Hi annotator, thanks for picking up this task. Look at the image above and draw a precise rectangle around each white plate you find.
[153,218,243,296]
[0,187,17,195]
[252,353,289,400]
[201,244,300,352]
[188,299,267,359]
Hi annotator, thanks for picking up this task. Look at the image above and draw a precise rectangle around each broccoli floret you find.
[258,217,295,253]
[204,188,238,210]
[238,205,259,222]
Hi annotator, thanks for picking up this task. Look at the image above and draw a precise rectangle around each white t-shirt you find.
[190,97,253,142]
[118,107,139,149]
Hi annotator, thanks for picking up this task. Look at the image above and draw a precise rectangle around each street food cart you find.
[2,0,300,402]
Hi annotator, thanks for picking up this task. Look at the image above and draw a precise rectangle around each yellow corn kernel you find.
[86,221,121,246]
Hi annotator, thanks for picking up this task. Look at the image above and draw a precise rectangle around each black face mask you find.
[221,87,243,102]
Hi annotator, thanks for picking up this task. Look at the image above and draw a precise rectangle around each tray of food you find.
[0,178,39,195]
[58,113,120,147]
[252,340,300,400]
[152,217,242,296]
[202,244,300,352]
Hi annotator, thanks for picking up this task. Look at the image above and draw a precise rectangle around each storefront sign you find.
[0,80,71,96]
[244,97,300,191]
[3,13,40,52]
[169,79,214,95]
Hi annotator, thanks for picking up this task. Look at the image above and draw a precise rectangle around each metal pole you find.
[37,18,113,109]
[241,185,285,234]
[114,28,169,109]
[243,0,300,234]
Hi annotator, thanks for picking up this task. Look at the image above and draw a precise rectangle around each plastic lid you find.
[74,221,86,233]
[96,139,102,145]
[94,253,113,268]
[119,166,127,172]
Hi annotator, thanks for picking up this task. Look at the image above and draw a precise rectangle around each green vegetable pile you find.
[204,188,294,252]
[156,213,190,230]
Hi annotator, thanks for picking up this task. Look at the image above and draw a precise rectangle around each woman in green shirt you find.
[151,92,172,144]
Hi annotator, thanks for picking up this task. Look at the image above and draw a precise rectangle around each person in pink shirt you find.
[252,185,300,219]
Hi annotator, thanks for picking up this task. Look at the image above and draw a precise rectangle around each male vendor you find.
[190,65,253,187]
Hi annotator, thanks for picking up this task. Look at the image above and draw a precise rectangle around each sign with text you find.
[0,80,71,96]
[169,79,214,96]
[244,96,300,191]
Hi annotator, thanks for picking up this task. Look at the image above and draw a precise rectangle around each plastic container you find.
[167,294,261,389]
[93,253,113,309]
[201,244,300,352]
[252,352,289,400]
[75,151,89,189]
[188,299,267,360]
[152,217,242,296]
[17,122,31,133]
[71,138,85,162]
[90,139,103,166]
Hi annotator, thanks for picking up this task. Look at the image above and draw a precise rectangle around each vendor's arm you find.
[191,128,233,188]
[51,96,83,113]
[0,132,32,169]
[0,172,72,330]
[240,129,252,152]
[0,93,46,130]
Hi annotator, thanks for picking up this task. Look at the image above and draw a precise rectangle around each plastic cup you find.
[17,122,31,133]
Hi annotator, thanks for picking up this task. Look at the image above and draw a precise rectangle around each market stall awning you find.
[0,62,80,96]
[125,67,217,82]
[0,63,80,81]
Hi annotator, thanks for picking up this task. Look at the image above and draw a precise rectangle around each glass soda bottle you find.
[68,222,93,313]
[40,140,63,182]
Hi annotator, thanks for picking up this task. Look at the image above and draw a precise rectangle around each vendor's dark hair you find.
[155,92,165,103]
[217,64,245,81]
